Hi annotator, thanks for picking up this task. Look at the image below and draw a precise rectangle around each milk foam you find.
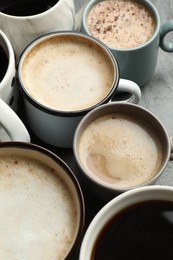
[0,155,77,259]
[21,36,114,111]
[87,0,155,49]
[79,114,163,188]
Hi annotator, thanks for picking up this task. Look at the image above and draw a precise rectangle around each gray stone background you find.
[140,0,173,186]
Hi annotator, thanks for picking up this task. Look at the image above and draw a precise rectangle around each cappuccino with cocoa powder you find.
[20,34,114,112]
[86,0,155,49]
[78,113,163,188]
[0,152,79,259]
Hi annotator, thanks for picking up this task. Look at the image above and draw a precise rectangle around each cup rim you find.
[79,185,173,259]
[17,31,120,117]
[73,102,171,192]
[82,0,161,52]
[0,141,85,259]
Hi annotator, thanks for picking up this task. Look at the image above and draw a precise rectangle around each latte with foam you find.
[86,0,155,49]
[20,35,115,111]
[0,153,79,259]
[78,113,163,188]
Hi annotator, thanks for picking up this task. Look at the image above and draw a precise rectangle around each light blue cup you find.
[81,0,173,86]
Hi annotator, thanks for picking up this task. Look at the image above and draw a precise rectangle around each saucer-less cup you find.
[16,31,141,148]
[0,30,30,142]
[80,185,173,259]
[73,103,173,201]
[81,0,173,86]
[0,0,87,58]
[0,141,85,259]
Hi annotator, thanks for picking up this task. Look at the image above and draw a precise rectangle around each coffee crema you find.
[86,0,155,49]
[21,35,114,111]
[78,113,163,188]
[0,154,77,259]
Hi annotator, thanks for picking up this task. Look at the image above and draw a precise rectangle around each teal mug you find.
[81,0,173,86]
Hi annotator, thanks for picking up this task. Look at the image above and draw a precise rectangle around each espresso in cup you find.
[86,0,155,49]
[20,34,114,112]
[80,186,173,259]
[0,143,85,259]
[78,112,163,188]
[0,45,8,82]
[92,200,173,259]
[0,0,57,16]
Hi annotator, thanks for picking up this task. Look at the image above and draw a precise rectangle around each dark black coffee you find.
[0,45,8,82]
[92,200,173,260]
[0,0,57,16]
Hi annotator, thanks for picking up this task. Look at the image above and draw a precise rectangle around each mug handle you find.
[170,136,173,161]
[160,20,173,52]
[111,79,141,104]
[0,98,30,142]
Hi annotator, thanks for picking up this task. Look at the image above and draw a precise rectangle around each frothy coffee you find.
[78,113,163,188]
[86,0,155,49]
[21,35,114,111]
[0,154,78,259]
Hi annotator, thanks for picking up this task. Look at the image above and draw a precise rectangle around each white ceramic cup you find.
[0,0,88,59]
[0,30,30,142]
[16,31,141,148]
[79,185,173,259]
[73,102,173,201]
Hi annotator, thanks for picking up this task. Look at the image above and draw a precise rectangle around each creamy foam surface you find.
[87,0,155,49]
[0,155,77,259]
[78,113,163,188]
[21,36,114,111]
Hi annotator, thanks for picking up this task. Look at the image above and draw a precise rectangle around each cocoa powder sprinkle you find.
[87,0,155,49]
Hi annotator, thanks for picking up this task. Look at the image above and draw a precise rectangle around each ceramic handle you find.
[112,78,141,104]
[170,136,173,160]
[160,20,173,52]
[0,98,30,142]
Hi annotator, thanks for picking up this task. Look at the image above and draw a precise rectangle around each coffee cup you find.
[0,141,85,259]
[80,185,173,259]
[81,0,173,86]
[16,31,141,148]
[73,102,173,201]
[0,0,88,58]
[0,30,30,142]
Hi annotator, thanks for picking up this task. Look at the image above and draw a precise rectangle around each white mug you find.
[16,31,141,148]
[0,0,88,58]
[0,30,30,142]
